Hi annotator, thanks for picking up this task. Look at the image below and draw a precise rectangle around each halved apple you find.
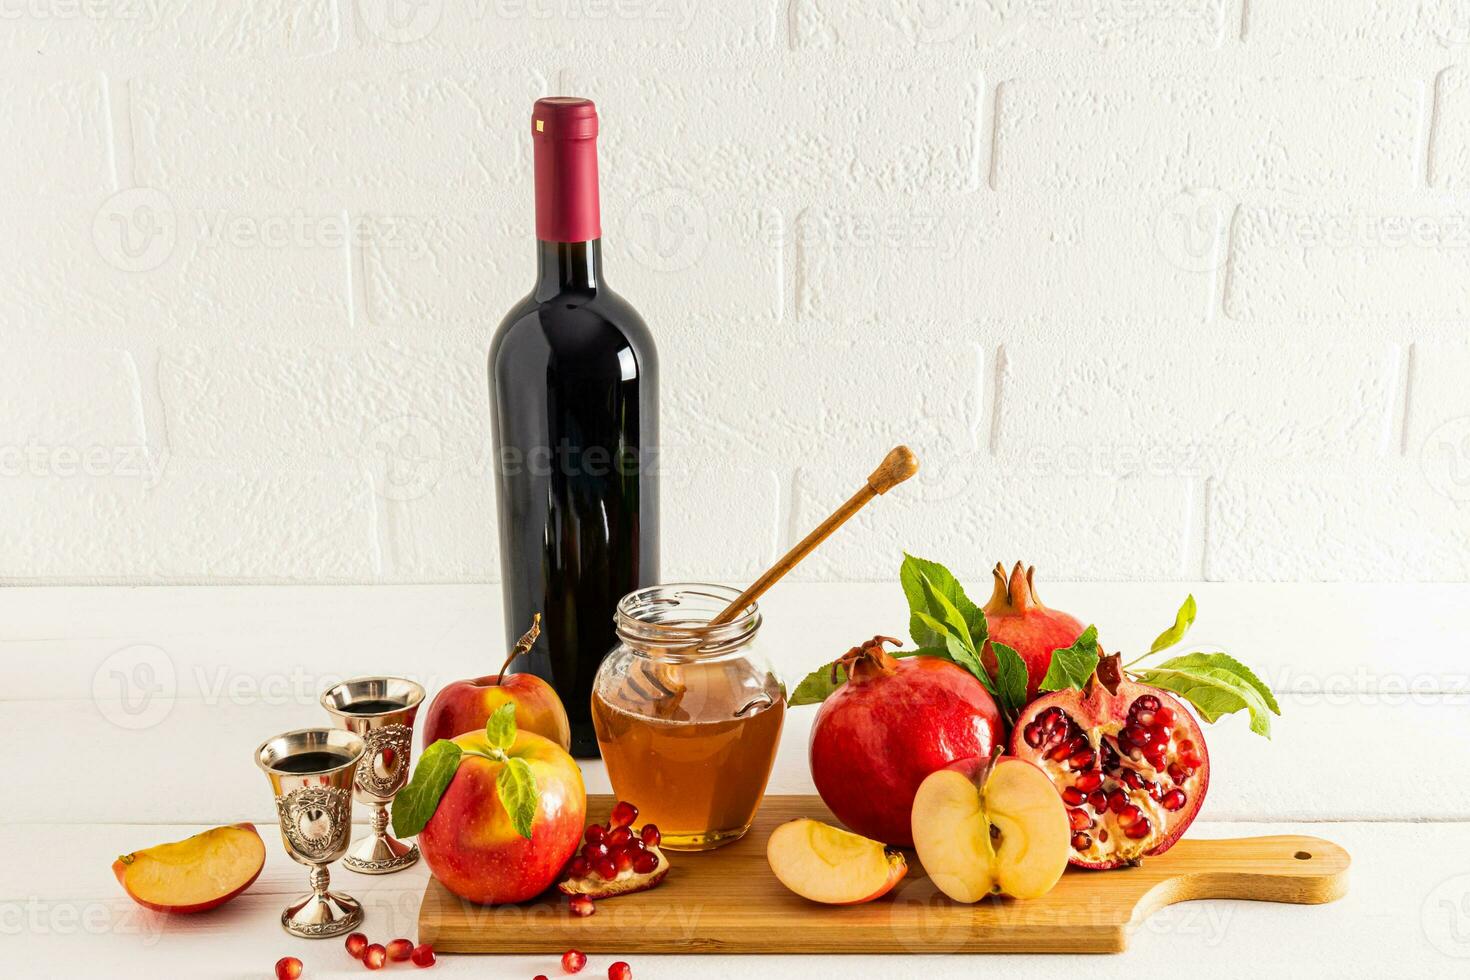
[911,757,1069,902]
[766,818,908,905]
[113,823,266,914]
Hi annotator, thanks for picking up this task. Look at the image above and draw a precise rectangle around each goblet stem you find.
[310,864,330,898]
[371,803,389,837]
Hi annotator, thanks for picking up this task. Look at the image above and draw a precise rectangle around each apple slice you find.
[911,757,1069,902]
[766,818,908,905]
[113,823,266,914]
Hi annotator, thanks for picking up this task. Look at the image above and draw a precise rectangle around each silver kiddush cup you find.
[320,677,425,874]
[255,728,366,938]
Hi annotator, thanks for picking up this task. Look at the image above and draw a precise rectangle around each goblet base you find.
[343,831,419,874]
[280,889,363,938]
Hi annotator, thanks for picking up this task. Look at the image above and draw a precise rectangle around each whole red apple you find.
[417,727,586,905]
[422,614,571,751]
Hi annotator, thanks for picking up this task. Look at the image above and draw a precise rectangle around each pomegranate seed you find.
[1023,723,1043,747]
[275,957,303,980]
[1088,790,1108,811]
[1125,816,1152,840]
[363,944,387,970]
[1155,707,1176,727]
[1074,771,1102,792]
[640,824,661,846]
[1047,740,1073,762]
[614,849,635,873]
[594,857,618,880]
[1068,808,1091,831]
[568,856,590,878]
[1168,763,1194,782]
[1118,769,1143,789]
[1068,749,1095,770]
[1062,786,1085,806]
[607,826,634,847]
[387,939,414,961]
[1181,749,1203,769]
[633,850,659,874]
[1134,694,1160,712]
[1117,804,1143,828]
[1144,746,1168,769]
[585,824,607,845]
[1122,725,1151,747]
[609,962,632,980]
[1108,789,1128,814]
[1161,789,1187,811]
[410,943,436,968]
[610,801,639,829]
[1071,831,1092,850]
[1133,708,1156,726]
[536,976,549,980]
[345,932,369,958]
[563,949,588,974]
[569,894,595,917]
[583,842,609,863]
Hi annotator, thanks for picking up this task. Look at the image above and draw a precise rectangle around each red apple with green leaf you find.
[394,702,585,905]
[421,614,572,752]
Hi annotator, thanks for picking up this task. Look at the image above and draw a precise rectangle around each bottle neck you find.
[535,239,602,298]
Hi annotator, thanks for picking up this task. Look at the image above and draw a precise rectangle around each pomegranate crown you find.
[985,561,1046,614]
[833,635,903,684]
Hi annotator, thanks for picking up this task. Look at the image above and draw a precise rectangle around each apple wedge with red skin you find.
[911,756,1070,902]
[113,823,266,914]
[767,818,908,905]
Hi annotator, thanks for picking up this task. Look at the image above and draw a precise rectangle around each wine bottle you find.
[489,97,659,758]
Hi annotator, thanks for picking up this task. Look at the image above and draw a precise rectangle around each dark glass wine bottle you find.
[489,97,659,758]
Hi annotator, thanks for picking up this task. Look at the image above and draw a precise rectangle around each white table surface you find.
[5,581,1467,978]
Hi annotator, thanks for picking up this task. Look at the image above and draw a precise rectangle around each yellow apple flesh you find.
[766,818,908,905]
[911,757,1069,902]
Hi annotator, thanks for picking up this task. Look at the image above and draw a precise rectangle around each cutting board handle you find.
[1133,835,1351,920]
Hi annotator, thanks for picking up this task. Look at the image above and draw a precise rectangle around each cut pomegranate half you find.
[1010,665,1209,869]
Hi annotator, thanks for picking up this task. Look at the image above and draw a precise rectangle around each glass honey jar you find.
[591,584,785,850]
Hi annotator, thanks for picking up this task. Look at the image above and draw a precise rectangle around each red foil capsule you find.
[533,97,601,243]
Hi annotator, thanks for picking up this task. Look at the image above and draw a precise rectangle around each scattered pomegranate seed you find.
[569,895,595,917]
[1068,808,1091,831]
[345,932,369,958]
[363,943,387,970]
[608,962,632,980]
[410,943,436,968]
[639,824,660,846]
[610,801,639,829]
[585,824,607,845]
[387,939,414,962]
[562,949,588,973]
[593,857,618,880]
[1071,831,1091,850]
[275,957,303,980]
[632,851,658,874]
[1160,789,1187,811]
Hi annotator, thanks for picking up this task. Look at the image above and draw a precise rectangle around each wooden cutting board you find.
[418,795,1349,954]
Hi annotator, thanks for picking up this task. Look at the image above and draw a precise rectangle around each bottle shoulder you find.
[491,287,657,369]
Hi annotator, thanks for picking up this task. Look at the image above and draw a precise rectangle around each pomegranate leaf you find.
[1038,626,1100,692]
[1149,594,1197,654]
[788,648,935,706]
[991,641,1029,717]
[900,553,986,649]
[391,739,462,838]
[496,756,539,839]
[1132,652,1280,738]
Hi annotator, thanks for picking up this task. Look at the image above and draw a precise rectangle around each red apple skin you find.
[417,729,586,905]
[112,823,265,914]
[421,672,571,752]
[810,657,1003,847]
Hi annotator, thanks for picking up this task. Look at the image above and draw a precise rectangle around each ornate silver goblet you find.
[320,676,425,874]
[255,727,366,938]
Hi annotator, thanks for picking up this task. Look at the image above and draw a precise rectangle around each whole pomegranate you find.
[809,636,1003,847]
[981,562,1086,700]
[1010,654,1209,869]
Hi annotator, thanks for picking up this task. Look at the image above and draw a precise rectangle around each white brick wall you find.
[2,2,1468,584]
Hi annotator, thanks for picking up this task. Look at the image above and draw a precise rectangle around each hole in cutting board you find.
[1294,851,1312,860]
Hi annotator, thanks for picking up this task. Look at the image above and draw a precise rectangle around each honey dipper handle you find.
[708,446,919,627]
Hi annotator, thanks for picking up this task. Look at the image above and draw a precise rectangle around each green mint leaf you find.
[1132,652,1281,738]
[991,642,1029,716]
[496,756,539,839]
[787,648,936,706]
[1149,594,1198,654]
[485,702,517,753]
[1038,626,1101,692]
[391,739,462,838]
[900,553,986,649]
